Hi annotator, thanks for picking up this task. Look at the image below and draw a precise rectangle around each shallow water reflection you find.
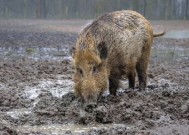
[17,123,128,135]
[152,45,189,62]
[0,46,72,61]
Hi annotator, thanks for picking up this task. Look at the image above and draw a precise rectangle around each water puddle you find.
[24,76,74,99]
[6,108,32,119]
[1,45,188,63]
[163,30,189,39]
[153,30,189,61]
[16,123,129,134]
[152,45,189,62]
[0,46,72,61]
[1,31,189,62]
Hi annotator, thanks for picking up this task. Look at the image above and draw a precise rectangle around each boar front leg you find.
[128,71,136,89]
[109,76,119,96]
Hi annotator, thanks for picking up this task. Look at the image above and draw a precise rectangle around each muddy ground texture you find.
[0,20,189,135]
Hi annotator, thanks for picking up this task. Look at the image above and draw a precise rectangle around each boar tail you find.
[153,30,165,37]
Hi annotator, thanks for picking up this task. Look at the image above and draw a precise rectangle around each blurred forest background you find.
[0,0,188,20]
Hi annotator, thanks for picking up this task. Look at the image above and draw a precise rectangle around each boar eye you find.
[77,68,83,75]
[92,66,97,73]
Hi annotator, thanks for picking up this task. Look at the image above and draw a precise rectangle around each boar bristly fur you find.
[72,10,162,104]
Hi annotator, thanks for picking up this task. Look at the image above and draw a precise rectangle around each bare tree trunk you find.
[35,0,46,19]
[186,0,189,19]
[144,0,146,17]
[40,0,47,19]
[35,0,40,18]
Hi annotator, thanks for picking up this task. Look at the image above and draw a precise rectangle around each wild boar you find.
[72,10,165,105]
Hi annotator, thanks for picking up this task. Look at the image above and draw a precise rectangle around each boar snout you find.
[83,91,98,105]
[81,79,99,103]
[83,91,97,113]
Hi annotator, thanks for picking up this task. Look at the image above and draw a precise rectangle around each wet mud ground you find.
[0,20,189,135]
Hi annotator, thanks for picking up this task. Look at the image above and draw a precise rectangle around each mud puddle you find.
[0,46,72,61]
[17,123,129,135]
[6,108,32,119]
[152,45,189,62]
[1,41,188,63]
[24,75,74,99]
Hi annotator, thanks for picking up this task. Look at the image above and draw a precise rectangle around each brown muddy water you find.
[0,20,189,135]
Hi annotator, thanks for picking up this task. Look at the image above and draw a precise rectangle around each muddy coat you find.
[72,10,159,104]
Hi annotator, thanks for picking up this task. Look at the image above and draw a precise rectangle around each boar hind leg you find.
[109,77,119,95]
[136,50,150,91]
[136,61,147,91]
[128,71,136,89]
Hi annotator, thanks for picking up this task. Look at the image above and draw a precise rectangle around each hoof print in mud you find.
[95,106,112,124]
[127,91,137,98]
[84,103,97,113]
[0,125,17,135]
[147,84,158,89]
[162,91,171,97]
[78,108,95,125]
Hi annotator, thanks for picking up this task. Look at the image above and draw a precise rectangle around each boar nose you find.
[84,103,97,113]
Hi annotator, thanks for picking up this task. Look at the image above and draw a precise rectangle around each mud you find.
[0,20,189,135]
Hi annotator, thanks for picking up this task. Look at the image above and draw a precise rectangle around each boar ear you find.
[70,46,76,58]
[97,41,108,60]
